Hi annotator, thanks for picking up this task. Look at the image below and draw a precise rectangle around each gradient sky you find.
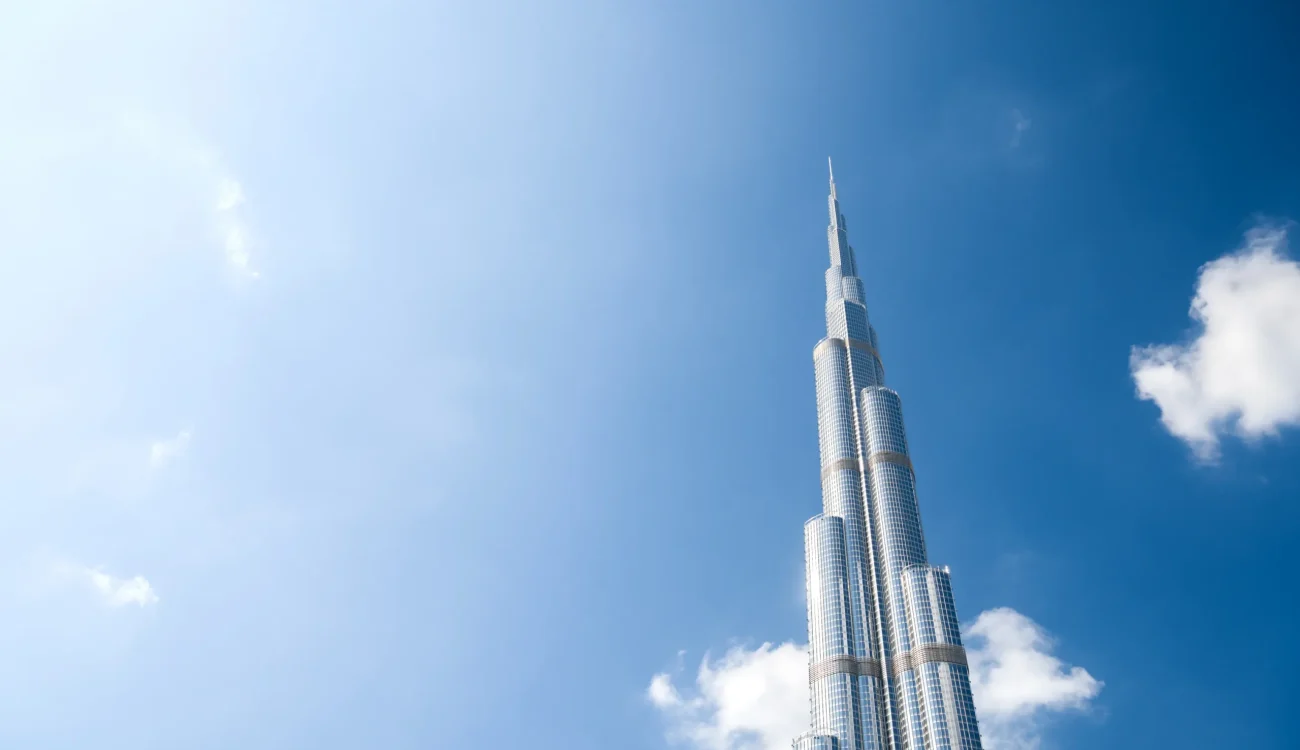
[2,1,1299,749]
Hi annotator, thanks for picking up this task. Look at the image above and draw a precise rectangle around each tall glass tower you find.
[800,162,983,750]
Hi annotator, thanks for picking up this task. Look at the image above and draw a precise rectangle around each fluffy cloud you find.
[647,642,810,750]
[149,429,193,468]
[1131,226,1300,460]
[647,608,1099,750]
[966,608,1102,749]
[83,567,159,608]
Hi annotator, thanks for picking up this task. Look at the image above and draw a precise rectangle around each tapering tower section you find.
[800,163,983,750]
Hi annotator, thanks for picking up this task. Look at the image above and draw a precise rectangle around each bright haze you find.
[1,2,1298,749]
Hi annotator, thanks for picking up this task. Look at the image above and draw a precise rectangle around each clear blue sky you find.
[1,1,1298,749]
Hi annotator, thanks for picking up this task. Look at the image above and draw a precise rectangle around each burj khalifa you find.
[795,163,984,750]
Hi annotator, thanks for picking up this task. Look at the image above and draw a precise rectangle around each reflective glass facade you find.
[800,164,984,750]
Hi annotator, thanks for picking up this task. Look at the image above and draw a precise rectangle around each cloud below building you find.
[647,607,1100,750]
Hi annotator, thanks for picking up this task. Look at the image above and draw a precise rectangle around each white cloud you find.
[647,642,810,750]
[149,429,193,467]
[649,672,684,708]
[647,609,1099,750]
[83,567,159,607]
[1130,225,1300,460]
[965,608,1102,749]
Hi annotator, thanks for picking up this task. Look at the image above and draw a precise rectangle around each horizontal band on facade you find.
[808,655,883,681]
[812,337,881,362]
[888,643,968,677]
[868,450,912,471]
[819,457,860,480]
[845,337,879,359]
[820,451,911,480]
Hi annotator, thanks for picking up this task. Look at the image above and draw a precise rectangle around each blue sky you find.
[1,1,1298,748]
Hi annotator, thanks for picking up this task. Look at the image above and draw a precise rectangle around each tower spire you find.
[826,157,854,273]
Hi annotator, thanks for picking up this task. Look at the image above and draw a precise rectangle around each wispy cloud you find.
[82,566,159,607]
[214,176,258,278]
[1131,224,1300,460]
[1010,108,1032,148]
[646,608,1100,750]
[149,428,193,468]
[118,112,262,279]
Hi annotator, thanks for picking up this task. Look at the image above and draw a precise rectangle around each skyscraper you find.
[800,162,984,750]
